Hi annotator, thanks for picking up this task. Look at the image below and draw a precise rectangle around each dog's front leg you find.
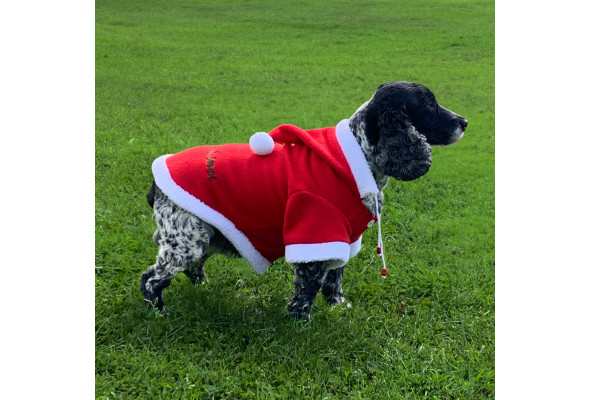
[321,266,347,306]
[287,261,329,320]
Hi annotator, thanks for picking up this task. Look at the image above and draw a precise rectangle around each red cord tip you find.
[381,267,387,278]
[376,246,382,255]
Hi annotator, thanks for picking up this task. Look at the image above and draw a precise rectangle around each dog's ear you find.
[375,109,432,181]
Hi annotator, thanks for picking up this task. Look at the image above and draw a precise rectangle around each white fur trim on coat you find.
[335,119,379,198]
[285,238,363,270]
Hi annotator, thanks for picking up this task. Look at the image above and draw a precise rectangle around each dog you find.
[140,81,468,320]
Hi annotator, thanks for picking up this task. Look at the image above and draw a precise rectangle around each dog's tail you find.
[147,181,156,209]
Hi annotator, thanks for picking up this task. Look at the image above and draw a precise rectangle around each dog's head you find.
[350,81,468,181]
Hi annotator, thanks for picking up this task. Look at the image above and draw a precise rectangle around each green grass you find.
[95,0,494,398]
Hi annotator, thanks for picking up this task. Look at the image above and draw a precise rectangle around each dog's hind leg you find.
[140,255,182,315]
[141,235,211,314]
[321,266,347,306]
[183,255,209,285]
[287,262,329,320]
[141,187,213,314]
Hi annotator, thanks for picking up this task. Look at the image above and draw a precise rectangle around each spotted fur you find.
[140,81,468,320]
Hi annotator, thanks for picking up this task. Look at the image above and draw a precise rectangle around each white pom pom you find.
[249,132,274,155]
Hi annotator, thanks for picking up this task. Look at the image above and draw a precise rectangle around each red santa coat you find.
[152,119,379,274]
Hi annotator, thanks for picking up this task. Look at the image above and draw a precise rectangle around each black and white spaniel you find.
[141,81,467,320]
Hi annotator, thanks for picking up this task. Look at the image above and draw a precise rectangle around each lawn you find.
[95,0,494,398]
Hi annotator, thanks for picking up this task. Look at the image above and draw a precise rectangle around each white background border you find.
[2,1,95,398]
[496,0,589,398]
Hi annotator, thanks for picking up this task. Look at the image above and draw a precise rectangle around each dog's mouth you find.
[430,127,465,148]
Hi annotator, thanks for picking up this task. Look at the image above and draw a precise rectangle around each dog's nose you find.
[459,118,468,130]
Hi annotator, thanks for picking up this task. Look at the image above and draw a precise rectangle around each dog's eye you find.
[419,101,435,114]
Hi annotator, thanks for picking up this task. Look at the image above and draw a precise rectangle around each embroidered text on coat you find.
[206,150,217,181]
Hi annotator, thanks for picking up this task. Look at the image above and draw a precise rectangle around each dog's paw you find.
[340,301,352,309]
[144,298,169,316]
[325,294,350,307]
[286,301,312,321]
[330,298,352,311]
[184,269,207,285]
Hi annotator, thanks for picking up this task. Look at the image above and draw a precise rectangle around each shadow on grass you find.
[96,269,369,358]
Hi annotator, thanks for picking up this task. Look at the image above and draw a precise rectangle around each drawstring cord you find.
[374,193,387,278]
